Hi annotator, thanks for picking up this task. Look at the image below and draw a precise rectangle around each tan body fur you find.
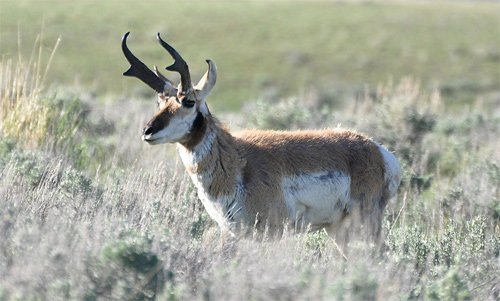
[178,116,396,240]
[121,32,401,242]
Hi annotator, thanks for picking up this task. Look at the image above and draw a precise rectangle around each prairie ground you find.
[0,1,499,300]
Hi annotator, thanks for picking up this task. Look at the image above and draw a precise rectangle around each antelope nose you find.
[143,126,153,136]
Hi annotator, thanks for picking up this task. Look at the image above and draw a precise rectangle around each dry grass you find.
[0,73,499,300]
[0,17,499,300]
[0,33,60,148]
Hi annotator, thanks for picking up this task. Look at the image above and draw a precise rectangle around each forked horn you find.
[153,65,173,85]
[156,33,192,95]
[154,65,177,96]
[122,32,166,94]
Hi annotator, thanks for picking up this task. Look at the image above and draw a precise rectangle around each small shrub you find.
[47,280,71,300]
[403,106,436,145]
[432,222,459,267]
[100,232,159,273]
[407,225,431,270]
[190,212,209,240]
[464,216,486,254]
[348,265,379,301]
[410,173,433,191]
[1,143,96,196]
[9,149,47,188]
[426,268,471,301]
[387,223,431,270]
[0,138,16,168]
[327,280,346,301]
[304,229,329,257]
[487,161,500,188]
[67,136,111,172]
[59,167,94,197]
[246,96,312,130]
[89,232,164,300]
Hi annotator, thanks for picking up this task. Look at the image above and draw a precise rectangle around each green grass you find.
[0,1,499,300]
[0,77,498,300]
[1,0,499,110]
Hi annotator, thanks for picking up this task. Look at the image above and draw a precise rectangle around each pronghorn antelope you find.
[121,32,401,242]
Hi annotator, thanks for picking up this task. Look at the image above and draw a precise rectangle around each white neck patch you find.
[177,128,217,168]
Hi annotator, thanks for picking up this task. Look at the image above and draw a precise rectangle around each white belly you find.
[281,171,351,226]
[189,171,246,232]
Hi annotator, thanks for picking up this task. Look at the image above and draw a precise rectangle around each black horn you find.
[122,32,166,94]
[156,33,192,94]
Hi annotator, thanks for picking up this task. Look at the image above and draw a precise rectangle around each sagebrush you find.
[0,70,498,299]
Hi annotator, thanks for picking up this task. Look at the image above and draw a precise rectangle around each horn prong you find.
[121,32,172,94]
[156,33,192,94]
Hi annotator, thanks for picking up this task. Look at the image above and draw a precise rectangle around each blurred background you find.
[1,0,499,110]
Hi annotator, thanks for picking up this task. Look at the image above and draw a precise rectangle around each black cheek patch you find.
[192,112,204,131]
[181,112,206,149]
[147,110,171,135]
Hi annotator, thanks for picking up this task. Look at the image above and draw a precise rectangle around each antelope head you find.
[121,32,217,145]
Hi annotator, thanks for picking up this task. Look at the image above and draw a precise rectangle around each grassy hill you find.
[1,0,499,110]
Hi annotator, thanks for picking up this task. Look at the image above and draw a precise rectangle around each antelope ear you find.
[194,60,217,100]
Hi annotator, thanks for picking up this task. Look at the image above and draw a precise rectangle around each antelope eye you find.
[182,99,195,108]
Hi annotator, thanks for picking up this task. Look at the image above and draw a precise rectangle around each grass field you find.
[1,0,499,109]
[0,1,499,300]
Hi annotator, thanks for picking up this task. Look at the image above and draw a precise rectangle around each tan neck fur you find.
[177,116,245,199]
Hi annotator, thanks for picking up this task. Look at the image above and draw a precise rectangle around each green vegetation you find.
[0,1,499,300]
[1,74,499,299]
[1,0,499,109]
